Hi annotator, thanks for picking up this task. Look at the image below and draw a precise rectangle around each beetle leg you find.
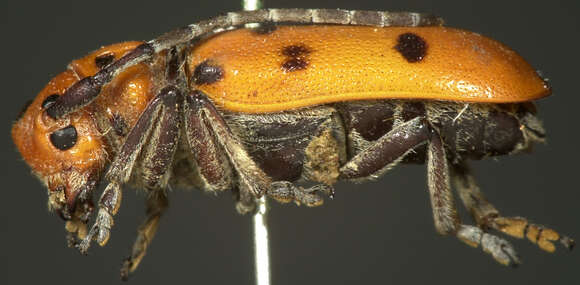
[456,225,521,266]
[183,95,233,193]
[428,134,522,266]
[78,86,182,254]
[119,86,182,280]
[106,86,183,184]
[185,91,271,214]
[78,181,121,253]
[426,129,461,235]
[121,190,168,280]
[268,181,334,207]
[65,197,94,247]
[339,118,460,233]
[340,117,430,179]
[429,133,523,266]
[451,162,575,252]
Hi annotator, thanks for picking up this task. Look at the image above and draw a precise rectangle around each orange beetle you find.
[12,9,572,280]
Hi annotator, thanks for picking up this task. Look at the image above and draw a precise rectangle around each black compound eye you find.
[50,125,78,150]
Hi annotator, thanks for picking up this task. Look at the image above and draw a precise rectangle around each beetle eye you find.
[50,125,78,150]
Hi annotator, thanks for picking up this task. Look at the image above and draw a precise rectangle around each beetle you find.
[12,8,574,279]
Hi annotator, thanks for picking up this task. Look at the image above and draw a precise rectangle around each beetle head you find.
[515,102,546,145]
[12,70,107,220]
[12,42,148,223]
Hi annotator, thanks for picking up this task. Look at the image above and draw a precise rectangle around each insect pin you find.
[12,8,574,280]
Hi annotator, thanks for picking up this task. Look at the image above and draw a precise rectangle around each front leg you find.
[78,86,182,254]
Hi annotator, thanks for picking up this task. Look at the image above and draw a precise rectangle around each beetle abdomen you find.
[188,25,550,113]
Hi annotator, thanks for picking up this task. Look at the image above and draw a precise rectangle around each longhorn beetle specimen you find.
[12,9,574,279]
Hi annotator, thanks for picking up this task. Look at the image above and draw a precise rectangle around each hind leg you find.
[427,131,525,265]
[451,161,575,252]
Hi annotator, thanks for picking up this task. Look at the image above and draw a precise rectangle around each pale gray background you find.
[1,0,578,284]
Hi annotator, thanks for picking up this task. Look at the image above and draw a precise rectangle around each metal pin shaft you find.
[240,1,270,284]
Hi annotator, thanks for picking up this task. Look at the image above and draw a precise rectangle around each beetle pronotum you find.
[12,8,574,279]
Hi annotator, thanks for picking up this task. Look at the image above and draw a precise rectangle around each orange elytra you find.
[188,25,550,113]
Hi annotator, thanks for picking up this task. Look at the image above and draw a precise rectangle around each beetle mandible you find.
[12,8,574,279]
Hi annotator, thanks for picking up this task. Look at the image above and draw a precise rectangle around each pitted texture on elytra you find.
[188,25,550,113]
[395,33,427,62]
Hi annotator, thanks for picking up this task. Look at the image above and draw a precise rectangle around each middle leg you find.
[338,117,460,234]
[121,190,168,280]
[184,91,272,213]
[338,118,521,265]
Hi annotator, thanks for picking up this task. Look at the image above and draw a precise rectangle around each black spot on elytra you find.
[192,60,224,85]
[394,33,427,63]
[282,45,310,57]
[95,53,115,69]
[252,22,277,35]
[16,99,33,120]
[281,44,311,72]
[42,94,60,109]
[111,113,128,136]
[282,58,309,72]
